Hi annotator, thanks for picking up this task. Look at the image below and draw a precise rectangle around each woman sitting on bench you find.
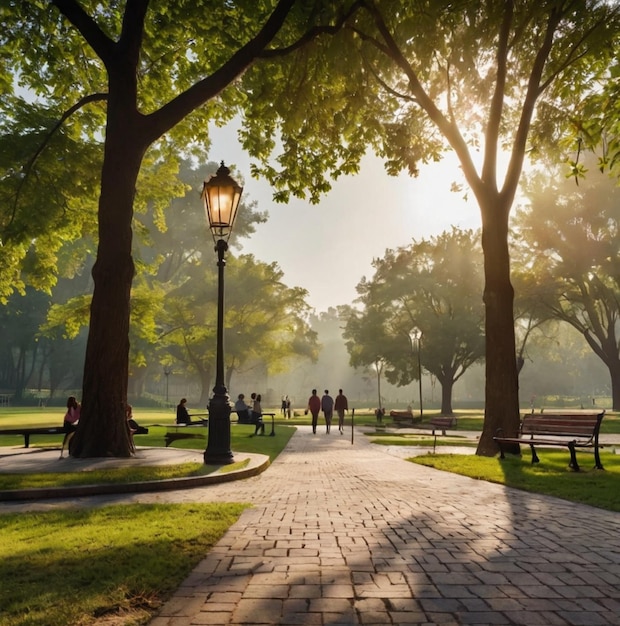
[60,396,80,458]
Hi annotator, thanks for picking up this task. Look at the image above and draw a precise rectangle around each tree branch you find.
[501,6,562,204]
[144,0,298,143]
[51,0,115,65]
[482,0,513,190]
[258,1,365,58]
[6,93,108,232]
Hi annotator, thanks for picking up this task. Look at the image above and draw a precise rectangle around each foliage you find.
[239,0,620,454]
[0,503,248,626]
[158,253,318,403]
[514,155,620,408]
[4,1,620,457]
[1,0,355,457]
[341,229,485,415]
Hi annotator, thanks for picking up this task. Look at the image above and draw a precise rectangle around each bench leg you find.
[529,443,540,464]
[24,434,30,448]
[568,441,580,472]
[594,445,604,471]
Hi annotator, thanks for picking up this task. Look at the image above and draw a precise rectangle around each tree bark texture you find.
[71,109,145,457]
[610,360,620,412]
[440,378,454,417]
[476,201,521,456]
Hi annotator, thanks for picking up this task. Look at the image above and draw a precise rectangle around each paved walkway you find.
[2,427,620,625]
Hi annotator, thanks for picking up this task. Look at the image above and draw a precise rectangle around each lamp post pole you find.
[417,338,423,419]
[201,162,243,466]
[410,329,423,419]
[205,238,233,464]
[163,367,171,404]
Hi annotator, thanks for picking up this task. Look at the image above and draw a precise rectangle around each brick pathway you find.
[140,427,620,626]
[3,427,620,625]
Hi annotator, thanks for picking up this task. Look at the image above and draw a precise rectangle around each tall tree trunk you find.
[609,360,620,412]
[476,200,521,456]
[199,366,213,407]
[71,112,145,457]
[440,378,454,416]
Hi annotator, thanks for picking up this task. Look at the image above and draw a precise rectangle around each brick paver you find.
[3,427,620,625]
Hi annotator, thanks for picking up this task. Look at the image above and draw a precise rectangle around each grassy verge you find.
[0,503,248,626]
[410,450,620,512]
[0,424,295,491]
[0,462,211,490]
[366,431,477,447]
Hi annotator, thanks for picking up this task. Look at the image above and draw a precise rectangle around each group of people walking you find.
[177,388,349,437]
[306,388,348,435]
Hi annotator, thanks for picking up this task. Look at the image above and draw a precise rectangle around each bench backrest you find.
[430,417,456,427]
[521,412,604,438]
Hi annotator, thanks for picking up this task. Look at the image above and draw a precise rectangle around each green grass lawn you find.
[410,450,620,512]
[0,503,249,626]
[1,407,619,626]
[0,423,295,491]
[0,410,293,626]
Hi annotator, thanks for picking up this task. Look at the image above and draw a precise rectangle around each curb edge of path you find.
[0,453,271,502]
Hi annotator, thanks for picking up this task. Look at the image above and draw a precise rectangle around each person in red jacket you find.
[306,389,321,434]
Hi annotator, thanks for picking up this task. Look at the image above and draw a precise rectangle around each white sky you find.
[208,124,483,313]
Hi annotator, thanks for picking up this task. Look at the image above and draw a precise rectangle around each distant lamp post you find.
[409,328,423,419]
[201,161,243,465]
[372,360,384,419]
[163,366,171,404]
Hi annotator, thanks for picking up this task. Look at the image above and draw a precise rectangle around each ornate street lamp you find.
[409,328,423,419]
[201,162,243,465]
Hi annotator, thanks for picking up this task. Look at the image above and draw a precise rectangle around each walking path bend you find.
[2,426,619,625]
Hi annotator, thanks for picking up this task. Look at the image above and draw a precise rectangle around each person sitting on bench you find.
[234,393,252,423]
[176,398,191,424]
[60,395,80,458]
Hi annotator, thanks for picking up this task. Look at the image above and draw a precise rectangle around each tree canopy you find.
[342,229,485,415]
[2,0,350,456]
[514,156,620,409]
[238,0,620,453]
[3,1,620,457]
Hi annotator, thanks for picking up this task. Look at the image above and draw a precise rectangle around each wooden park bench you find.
[389,410,421,427]
[493,410,606,471]
[234,412,277,436]
[0,426,70,448]
[429,416,458,435]
[0,423,149,452]
[425,416,458,452]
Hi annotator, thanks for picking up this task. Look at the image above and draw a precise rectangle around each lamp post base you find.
[204,393,234,465]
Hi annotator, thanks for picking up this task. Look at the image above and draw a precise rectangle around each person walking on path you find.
[321,389,334,434]
[306,389,321,434]
[334,388,348,434]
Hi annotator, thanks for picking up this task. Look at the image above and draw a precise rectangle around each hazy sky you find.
[208,124,483,313]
